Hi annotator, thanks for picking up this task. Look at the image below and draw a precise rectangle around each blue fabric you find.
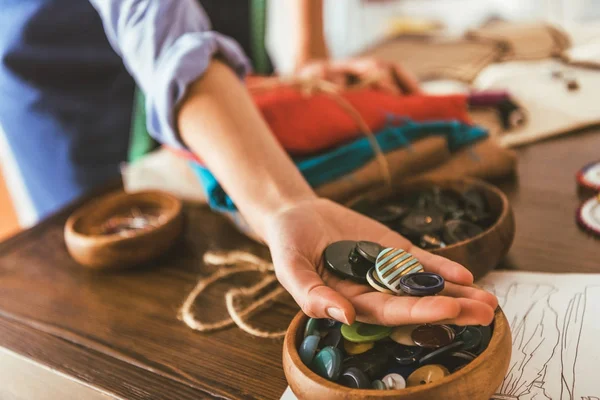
[89,0,251,150]
[0,0,250,219]
[191,119,488,212]
[0,0,135,218]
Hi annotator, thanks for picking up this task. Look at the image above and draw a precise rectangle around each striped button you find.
[375,248,424,293]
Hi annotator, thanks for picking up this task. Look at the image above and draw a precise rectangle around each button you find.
[384,365,417,380]
[577,195,600,238]
[323,241,369,283]
[442,220,484,244]
[419,234,446,250]
[341,322,392,343]
[371,379,387,390]
[411,325,455,349]
[475,325,493,355]
[321,329,342,350]
[392,344,423,365]
[441,351,477,372]
[354,241,383,264]
[399,208,445,238]
[299,335,321,366]
[406,365,450,387]
[366,267,394,294]
[459,326,483,352]
[319,319,340,330]
[382,373,407,389]
[390,325,419,346]
[304,318,320,338]
[418,340,464,366]
[375,248,424,294]
[577,161,600,193]
[343,339,374,355]
[448,325,467,336]
[367,204,409,224]
[342,345,390,379]
[338,367,371,389]
[310,346,343,381]
[434,189,463,215]
[399,272,445,296]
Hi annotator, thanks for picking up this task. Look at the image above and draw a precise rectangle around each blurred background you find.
[1,0,599,240]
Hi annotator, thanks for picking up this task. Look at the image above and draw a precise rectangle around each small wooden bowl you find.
[64,190,183,270]
[283,310,511,400]
[351,178,515,280]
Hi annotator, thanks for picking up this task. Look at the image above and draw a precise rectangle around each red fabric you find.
[252,86,471,155]
[169,81,472,163]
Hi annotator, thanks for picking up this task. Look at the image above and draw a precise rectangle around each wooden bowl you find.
[351,178,515,280]
[283,309,511,400]
[64,190,183,270]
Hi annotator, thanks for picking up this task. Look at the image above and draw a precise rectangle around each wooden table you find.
[0,129,599,400]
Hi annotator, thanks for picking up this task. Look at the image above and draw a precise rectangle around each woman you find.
[0,0,497,327]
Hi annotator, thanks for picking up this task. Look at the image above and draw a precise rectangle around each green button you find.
[341,322,392,343]
[304,318,320,338]
[310,346,343,381]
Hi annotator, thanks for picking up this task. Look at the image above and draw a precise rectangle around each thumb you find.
[272,249,356,325]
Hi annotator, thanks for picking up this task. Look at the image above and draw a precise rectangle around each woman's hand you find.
[264,198,498,327]
[294,57,421,95]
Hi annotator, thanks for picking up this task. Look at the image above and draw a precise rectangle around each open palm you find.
[264,198,498,327]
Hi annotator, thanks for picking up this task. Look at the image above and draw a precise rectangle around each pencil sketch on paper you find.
[478,271,600,400]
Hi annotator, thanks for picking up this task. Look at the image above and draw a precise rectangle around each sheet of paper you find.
[281,271,600,399]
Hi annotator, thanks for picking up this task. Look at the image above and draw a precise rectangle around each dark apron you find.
[128,0,272,162]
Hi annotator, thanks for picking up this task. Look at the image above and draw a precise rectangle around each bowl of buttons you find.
[65,190,183,270]
[282,241,511,399]
[351,178,515,280]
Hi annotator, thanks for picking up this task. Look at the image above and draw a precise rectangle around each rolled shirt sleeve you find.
[89,0,252,148]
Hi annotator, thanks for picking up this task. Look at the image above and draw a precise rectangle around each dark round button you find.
[418,340,464,366]
[392,344,423,365]
[339,367,371,389]
[442,220,484,244]
[448,325,467,336]
[400,208,445,237]
[434,189,463,215]
[355,241,384,264]
[419,234,446,250]
[440,351,477,372]
[323,241,369,283]
[459,326,483,352]
[475,325,493,355]
[399,272,445,297]
[367,204,409,224]
[321,329,342,350]
[342,345,390,379]
[411,325,455,349]
[319,319,340,330]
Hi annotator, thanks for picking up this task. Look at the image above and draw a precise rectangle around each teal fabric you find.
[191,119,488,212]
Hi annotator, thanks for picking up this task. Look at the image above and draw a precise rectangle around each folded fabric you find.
[363,36,503,83]
[466,21,570,61]
[345,137,517,207]
[191,119,488,212]
[251,87,472,154]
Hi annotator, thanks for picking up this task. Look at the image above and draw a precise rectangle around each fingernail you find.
[327,307,349,325]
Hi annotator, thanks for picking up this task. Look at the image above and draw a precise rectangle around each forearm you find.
[178,61,316,239]
[292,0,329,68]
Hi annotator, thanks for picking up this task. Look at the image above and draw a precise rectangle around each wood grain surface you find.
[0,128,599,400]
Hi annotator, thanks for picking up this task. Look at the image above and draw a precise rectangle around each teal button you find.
[299,335,321,366]
[310,346,343,381]
[304,318,320,338]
